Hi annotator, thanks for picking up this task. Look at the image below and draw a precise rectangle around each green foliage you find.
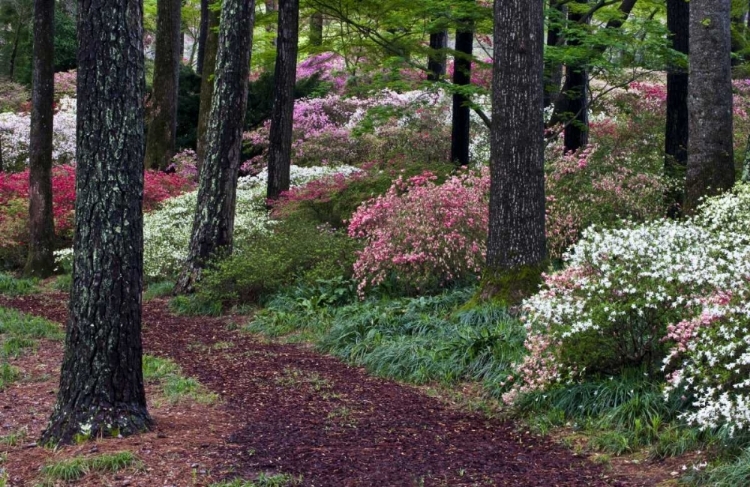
[175,65,202,150]
[52,273,71,293]
[142,354,218,404]
[0,362,19,390]
[0,307,62,340]
[38,451,140,483]
[210,473,302,487]
[143,280,176,301]
[0,273,35,295]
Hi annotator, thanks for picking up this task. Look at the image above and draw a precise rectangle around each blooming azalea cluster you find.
[348,167,489,294]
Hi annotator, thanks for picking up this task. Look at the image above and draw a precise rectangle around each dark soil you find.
[0,292,680,486]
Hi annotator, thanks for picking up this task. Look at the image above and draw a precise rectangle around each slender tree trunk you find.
[196,4,219,169]
[665,0,689,178]
[555,0,589,152]
[451,22,473,166]
[686,0,735,212]
[309,10,323,46]
[197,0,209,74]
[267,0,299,200]
[40,0,150,445]
[427,30,448,81]
[175,0,256,294]
[8,27,21,82]
[484,0,546,303]
[544,0,564,108]
[24,0,55,278]
[144,0,182,170]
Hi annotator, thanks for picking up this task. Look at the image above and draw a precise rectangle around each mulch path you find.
[0,292,680,486]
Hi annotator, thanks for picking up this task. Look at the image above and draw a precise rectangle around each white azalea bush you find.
[142,164,361,279]
[505,188,750,417]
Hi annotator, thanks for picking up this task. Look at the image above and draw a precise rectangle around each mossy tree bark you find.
[266,0,299,200]
[451,10,473,166]
[144,0,181,170]
[685,0,734,213]
[175,0,256,294]
[484,0,546,304]
[24,0,55,278]
[40,0,151,445]
[196,2,220,170]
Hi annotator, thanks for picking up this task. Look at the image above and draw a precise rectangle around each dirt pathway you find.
[1,293,636,486]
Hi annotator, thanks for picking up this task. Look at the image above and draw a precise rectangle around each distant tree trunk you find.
[40,0,150,445]
[24,0,55,278]
[175,0,256,294]
[196,4,219,170]
[197,0,209,74]
[309,10,323,46]
[144,0,182,170]
[555,0,589,152]
[544,0,564,108]
[427,30,448,81]
[451,23,473,166]
[665,0,689,179]
[484,0,546,303]
[8,28,21,82]
[686,0,734,212]
[267,0,299,200]
[266,0,277,47]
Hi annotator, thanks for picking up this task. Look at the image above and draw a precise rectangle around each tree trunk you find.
[665,0,689,178]
[427,30,448,82]
[40,0,150,445]
[484,0,546,303]
[451,23,473,166]
[196,4,220,169]
[555,0,589,152]
[197,0,209,75]
[267,0,299,200]
[24,0,55,278]
[144,0,182,170]
[309,10,323,46]
[175,0,256,294]
[8,27,21,82]
[685,0,735,213]
[544,0,564,108]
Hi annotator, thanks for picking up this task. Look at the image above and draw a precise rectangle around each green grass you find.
[142,355,217,404]
[38,451,140,483]
[209,473,302,487]
[52,274,72,292]
[143,280,175,301]
[0,273,36,296]
[0,308,63,341]
[0,362,20,390]
[169,294,223,316]
[0,428,27,446]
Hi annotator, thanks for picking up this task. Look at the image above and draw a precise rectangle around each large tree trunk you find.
[175,0,255,294]
[196,4,220,169]
[451,22,473,166]
[427,30,448,81]
[24,0,55,278]
[685,0,734,213]
[309,10,323,46]
[665,0,689,178]
[40,0,150,445]
[144,0,182,170]
[484,0,546,303]
[197,0,209,74]
[266,0,299,200]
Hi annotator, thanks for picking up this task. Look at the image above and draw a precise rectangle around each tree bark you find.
[544,0,564,108]
[175,0,256,294]
[197,0,209,74]
[40,0,150,445]
[484,0,546,303]
[665,0,689,177]
[144,0,182,170]
[24,0,55,278]
[685,0,735,213]
[196,3,220,168]
[451,21,473,166]
[427,30,448,82]
[267,0,299,200]
[309,10,323,46]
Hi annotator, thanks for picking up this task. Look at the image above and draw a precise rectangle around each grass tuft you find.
[210,473,303,487]
[0,274,36,296]
[144,281,175,301]
[38,451,140,483]
[142,355,217,404]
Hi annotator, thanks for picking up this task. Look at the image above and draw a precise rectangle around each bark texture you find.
[144,0,182,170]
[451,25,473,166]
[196,4,220,167]
[686,0,735,212]
[40,0,150,445]
[666,0,689,176]
[24,0,55,278]
[427,30,448,81]
[175,0,255,293]
[485,0,546,302]
[267,0,299,200]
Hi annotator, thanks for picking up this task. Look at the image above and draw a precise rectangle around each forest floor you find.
[0,291,692,486]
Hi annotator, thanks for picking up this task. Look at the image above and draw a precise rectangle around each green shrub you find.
[0,273,35,295]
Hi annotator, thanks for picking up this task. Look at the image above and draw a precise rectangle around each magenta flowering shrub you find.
[296,52,348,93]
[348,167,489,294]
[54,70,77,99]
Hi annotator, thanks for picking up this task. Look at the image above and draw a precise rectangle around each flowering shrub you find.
[167,149,199,182]
[54,70,77,99]
[348,167,489,294]
[296,52,347,93]
[0,80,28,113]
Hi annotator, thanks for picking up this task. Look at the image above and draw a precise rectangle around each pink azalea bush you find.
[348,167,489,294]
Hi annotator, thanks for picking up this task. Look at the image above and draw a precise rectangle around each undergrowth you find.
[210,473,302,487]
[0,273,35,296]
[37,451,140,484]
[142,354,217,404]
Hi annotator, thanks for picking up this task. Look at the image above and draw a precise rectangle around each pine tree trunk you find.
[685,0,734,213]
[40,0,150,445]
[24,0,55,278]
[267,0,299,200]
[484,0,546,303]
[451,25,473,166]
[196,5,220,169]
[197,0,209,74]
[665,0,689,178]
[309,11,323,46]
[175,0,256,294]
[427,30,448,82]
[144,0,181,170]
